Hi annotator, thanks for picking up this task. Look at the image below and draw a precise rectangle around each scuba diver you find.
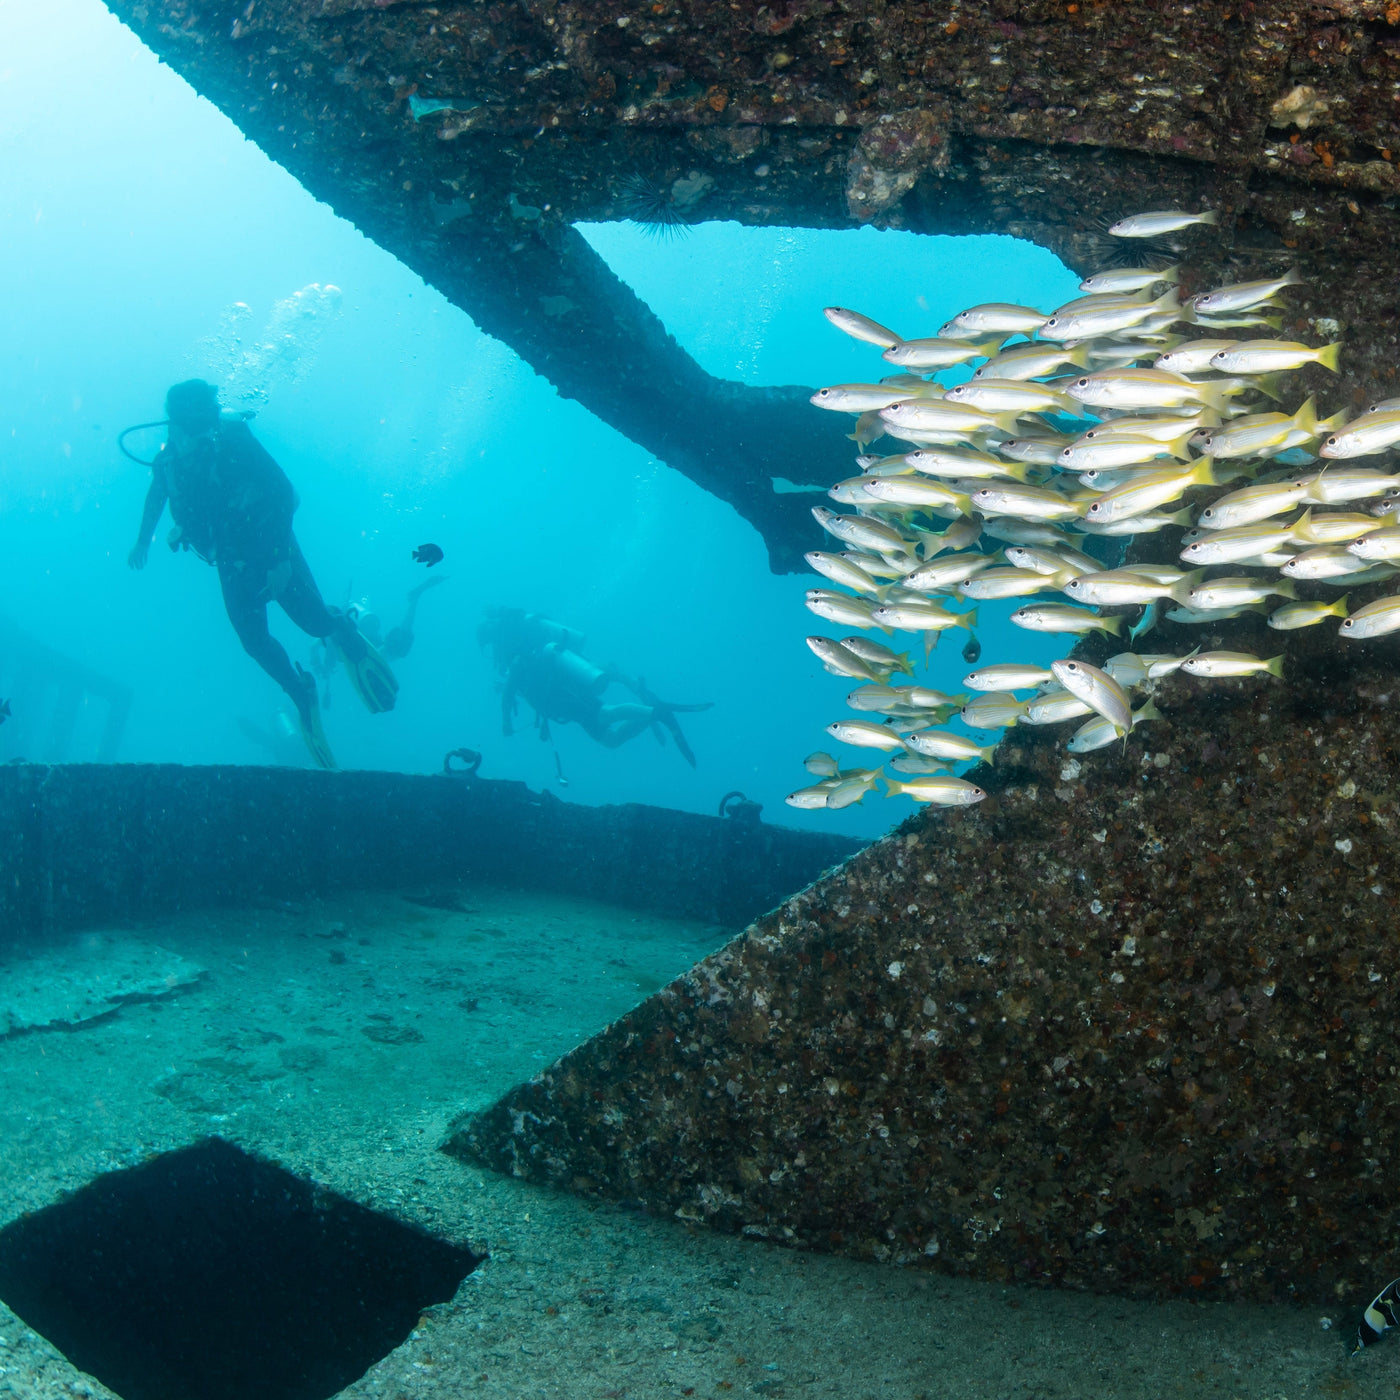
[125,379,397,769]
[311,575,448,708]
[352,574,448,662]
[478,607,712,766]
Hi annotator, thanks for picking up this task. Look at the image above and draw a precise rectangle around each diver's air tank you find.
[541,642,608,695]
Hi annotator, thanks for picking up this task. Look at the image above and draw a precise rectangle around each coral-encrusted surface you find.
[449,650,1400,1305]
[97,0,1400,568]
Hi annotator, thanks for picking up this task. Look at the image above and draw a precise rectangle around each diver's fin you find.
[292,666,337,770]
[331,618,399,714]
[661,714,697,767]
[632,676,713,715]
[649,705,699,767]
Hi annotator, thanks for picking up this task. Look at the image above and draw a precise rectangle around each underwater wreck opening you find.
[0,1137,482,1400]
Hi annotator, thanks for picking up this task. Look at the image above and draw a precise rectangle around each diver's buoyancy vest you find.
[162,421,297,561]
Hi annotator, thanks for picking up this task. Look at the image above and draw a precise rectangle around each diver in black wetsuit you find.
[478,607,712,766]
[127,379,397,768]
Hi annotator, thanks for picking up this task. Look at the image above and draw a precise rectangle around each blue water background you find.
[0,0,1082,839]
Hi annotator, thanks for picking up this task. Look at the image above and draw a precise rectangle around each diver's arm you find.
[129,476,168,570]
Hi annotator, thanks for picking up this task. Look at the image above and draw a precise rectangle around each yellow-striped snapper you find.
[903,729,998,763]
[823,306,901,348]
[1010,604,1125,636]
[1068,698,1160,752]
[939,303,1048,336]
[1340,595,1400,639]
[881,336,1004,369]
[1051,658,1132,737]
[964,663,1054,691]
[1209,339,1340,374]
[1268,596,1350,630]
[1108,209,1219,237]
[959,692,1030,729]
[1180,651,1285,678]
[827,719,910,751]
[1191,269,1303,317]
[884,774,987,805]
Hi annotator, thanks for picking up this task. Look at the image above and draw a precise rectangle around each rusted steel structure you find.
[102,0,1400,569]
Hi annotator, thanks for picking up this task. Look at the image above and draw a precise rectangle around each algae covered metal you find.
[450,664,1400,1303]
[95,0,1400,569]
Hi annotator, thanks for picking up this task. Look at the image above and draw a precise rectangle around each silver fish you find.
[1179,520,1298,566]
[1191,270,1304,317]
[1153,340,1239,374]
[1347,527,1400,561]
[963,663,1054,692]
[1209,338,1340,374]
[958,567,1068,601]
[1179,651,1285,678]
[1079,265,1181,294]
[903,729,998,763]
[884,774,987,805]
[1010,604,1125,637]
[811,383,932,413]
[1068,699,1160,753]
[903,553,997,590]
[1051,658,1132,737]
[806,551,886,596]
[1280,546,1377,581]
[1340,594,1400,639]
[1107,209,1220,237]
[901,447,1030,482]
[824,306,901,349]
[806,636,885,681]
[1196,479,1312,531]
[960,692,1030,730]
[812,506,912,556]
[786,783,835,809]
[1187,576,1295,610]
[1021,690,1094,724]
[976,343,1088,380]
[806,590,883,630]
[939,302,1049,335]
[827,719,909,751]
[882,336,1003,369]
[889,752,953,776]
[1268,596,1350,630]
[1319,409,1400,459]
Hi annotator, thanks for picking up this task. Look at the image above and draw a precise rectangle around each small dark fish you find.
[1355,1277,1400,1355]
[961,633,982,665]
[413,543,445,567]
[0,700,9,725]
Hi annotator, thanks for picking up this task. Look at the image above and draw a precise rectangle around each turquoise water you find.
[0,0,1080,840]
[3,6,1396,1400]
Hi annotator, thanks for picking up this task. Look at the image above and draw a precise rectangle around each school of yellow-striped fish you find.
[790,207,1400,812]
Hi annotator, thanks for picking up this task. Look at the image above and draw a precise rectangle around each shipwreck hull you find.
[100,0,1400,569]
[449,637,1400,1305]
[91,0,1400,1304]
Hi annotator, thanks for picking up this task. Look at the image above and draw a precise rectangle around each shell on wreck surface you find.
[449,644,1400,1306]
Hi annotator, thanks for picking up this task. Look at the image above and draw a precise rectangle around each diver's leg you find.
[223,562,335,768]
[382,575,447,660]
[278,537,398,713]
[579,702,655,749]
[402,572,446,625]
[275,538,341,643]
[220,565,302,697]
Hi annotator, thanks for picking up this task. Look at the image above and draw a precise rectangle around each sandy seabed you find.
[0,884,1392,1400]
